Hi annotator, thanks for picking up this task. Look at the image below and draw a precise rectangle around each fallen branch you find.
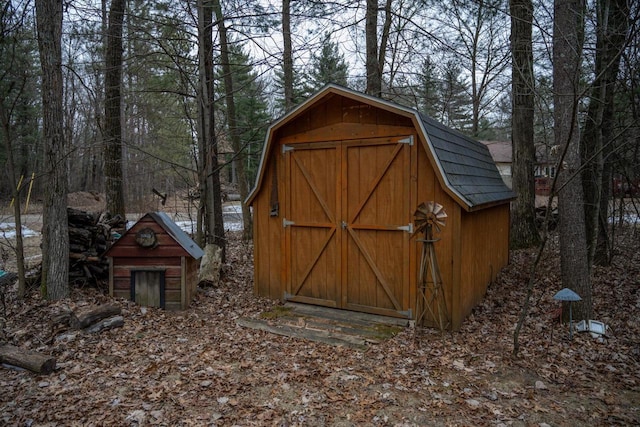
[0,344,56,374]
[84,316,124,334]
[70,304,122,329]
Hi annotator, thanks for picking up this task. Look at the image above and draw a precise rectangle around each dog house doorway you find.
[131,269,165,308]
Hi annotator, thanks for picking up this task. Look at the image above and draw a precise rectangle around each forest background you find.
[1,1,640,424]
[0,0,639,337]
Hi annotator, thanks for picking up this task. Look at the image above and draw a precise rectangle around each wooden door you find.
[342,139,412,317]
[284,143,340,307]
[132,270,165,308]
[284,137,413,317]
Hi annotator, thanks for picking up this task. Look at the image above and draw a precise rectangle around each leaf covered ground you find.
[1,230,639,426]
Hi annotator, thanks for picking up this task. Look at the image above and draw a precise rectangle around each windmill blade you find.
[413,201,447,234]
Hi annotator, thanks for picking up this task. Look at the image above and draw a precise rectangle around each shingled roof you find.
[148,212,204,259]
[416,112,515,208]
[247,85,514,211]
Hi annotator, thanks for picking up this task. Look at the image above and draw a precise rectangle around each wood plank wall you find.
[252,94,511,329]
[108,217,197,310]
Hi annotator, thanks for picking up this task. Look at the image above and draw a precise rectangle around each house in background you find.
[481,140,556,196]
[480,140,512,189]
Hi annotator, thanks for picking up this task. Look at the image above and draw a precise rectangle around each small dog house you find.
[106,212,204,310]
[246,85,514,330]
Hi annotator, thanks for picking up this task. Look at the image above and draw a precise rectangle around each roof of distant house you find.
[480,140,512,163]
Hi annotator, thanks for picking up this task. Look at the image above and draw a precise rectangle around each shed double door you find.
[284,136,413,318]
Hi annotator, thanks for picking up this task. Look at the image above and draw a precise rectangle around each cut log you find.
[70,304,122,329]
[68,227,92,246]
[68,253,101,262]
[84,315,124,334]
[0,344,56,374]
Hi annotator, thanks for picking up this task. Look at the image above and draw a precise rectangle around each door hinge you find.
[282,144,294,154]
[397,223,414,233]
[283,218,295,228]
[398,136,414,146]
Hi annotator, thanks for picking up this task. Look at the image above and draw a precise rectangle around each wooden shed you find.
[106,212,204,310]
[246,85,514,330]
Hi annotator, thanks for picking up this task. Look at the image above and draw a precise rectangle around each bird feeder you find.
[553,288,582,339]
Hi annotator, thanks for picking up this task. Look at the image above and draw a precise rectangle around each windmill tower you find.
[414,201,450,331]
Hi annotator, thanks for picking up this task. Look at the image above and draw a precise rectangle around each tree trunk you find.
[0,102,27,298]
[553,0,591,321]
[104,0,126,219]
[509,0,540,248]
[36,0,69,300]
[282,0,294,111]
[594,159,613,265]
[376,0,392,96]
[213,0,253,241]
[365,0,381,97]
[197,0,225,260]
[581,0,629,265]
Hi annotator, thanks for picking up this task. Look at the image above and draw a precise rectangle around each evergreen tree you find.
[440,60,471,131]
[0,4,40,198]
[273,64,307,115]
[215,44,270,184]
[305,32,349,94]
[416,57,441,118]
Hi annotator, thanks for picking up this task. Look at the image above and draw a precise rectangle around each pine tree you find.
[273,64,307,115]
[305,32,349,93]
[222,45,270,186]
[440,60,471,131]
[416,57,441,118]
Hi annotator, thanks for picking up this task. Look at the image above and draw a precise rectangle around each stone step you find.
[236,303,407,350]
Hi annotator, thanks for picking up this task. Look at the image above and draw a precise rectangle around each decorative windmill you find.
[414,201,450,331]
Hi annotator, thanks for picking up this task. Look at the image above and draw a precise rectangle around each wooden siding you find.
[250,91,512,329]
[414,141,458,327]
[253,156,285,300]
[277,95,414,141]
[108,216,200,310]
[456,204,510,328]
[106,218,191,258]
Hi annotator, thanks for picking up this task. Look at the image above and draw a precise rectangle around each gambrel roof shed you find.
[247,85,513,330]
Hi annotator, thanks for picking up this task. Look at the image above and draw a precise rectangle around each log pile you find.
[67,208,126,284]
[51,304,124,344]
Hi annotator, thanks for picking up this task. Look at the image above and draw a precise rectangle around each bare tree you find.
[0,2,36,298]
[282,0,294,111]
[0,102,27,298]
[212,0,253,241]
[428,0,510,137]
[365,0,381,96]
[104,0,126,219]
[35,0,69,299]
[364,0,393,97]
[196,0,225,258]
[554,0,591,321]
[510,0,540,248]
[581,0,630,266]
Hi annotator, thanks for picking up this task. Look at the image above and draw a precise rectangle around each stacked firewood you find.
[67,208,126,283]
